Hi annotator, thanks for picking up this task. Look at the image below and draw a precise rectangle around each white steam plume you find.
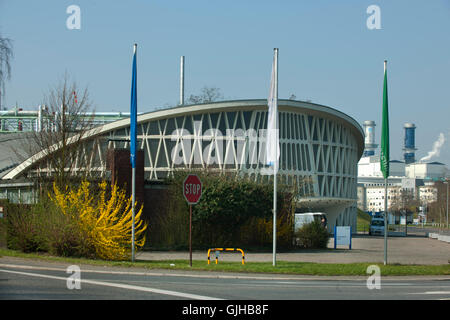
[420,133,445,162]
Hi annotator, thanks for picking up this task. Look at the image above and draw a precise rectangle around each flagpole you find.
[132,164,136,262]
[131,43,137,263]
[384,177,388,265]
[382,60,389,265]
[272,48,278,267]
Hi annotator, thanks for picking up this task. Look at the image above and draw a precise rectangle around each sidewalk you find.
[137,235,450,265]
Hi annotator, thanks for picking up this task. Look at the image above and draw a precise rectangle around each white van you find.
[294,212,327,232]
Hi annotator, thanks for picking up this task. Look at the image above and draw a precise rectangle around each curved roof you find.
[0,132,41,178]
[2,99,364,180]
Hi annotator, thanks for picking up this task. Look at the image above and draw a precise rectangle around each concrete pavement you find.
[136,235,450,265]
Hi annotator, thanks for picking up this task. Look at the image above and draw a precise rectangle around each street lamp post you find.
[445,180,448,229]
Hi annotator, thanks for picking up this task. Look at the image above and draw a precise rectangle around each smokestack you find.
[362,120,378,157]
[403,123,416,164]
[180,56,185,106]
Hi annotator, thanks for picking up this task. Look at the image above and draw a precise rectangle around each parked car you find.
[369,217,385,236]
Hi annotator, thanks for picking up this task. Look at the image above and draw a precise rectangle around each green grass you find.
[1,248,449,276]
[357,209,371,233]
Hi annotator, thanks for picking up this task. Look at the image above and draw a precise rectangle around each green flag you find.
[380,60,389,179]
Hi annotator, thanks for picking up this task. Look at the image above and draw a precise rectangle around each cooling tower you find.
[363,120,378,157]
[403,123,416,164]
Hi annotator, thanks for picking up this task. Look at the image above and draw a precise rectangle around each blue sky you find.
[1,0,449,165]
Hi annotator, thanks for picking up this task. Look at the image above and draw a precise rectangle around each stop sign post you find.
[183,174,202,205]
[183,174,202,267]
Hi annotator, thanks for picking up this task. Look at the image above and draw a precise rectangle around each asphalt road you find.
[0,258,449,301]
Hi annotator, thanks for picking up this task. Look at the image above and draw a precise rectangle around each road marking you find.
[408,291,450,296]
[267,281,415,286]
[0,263,450,286]
[422,291,450,295]
[0,263,356,281]
[0,268,222,300]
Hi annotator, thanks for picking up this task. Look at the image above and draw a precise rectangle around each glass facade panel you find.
[7,101,364,234]
[148,121,159,135]
[20,103,361,220]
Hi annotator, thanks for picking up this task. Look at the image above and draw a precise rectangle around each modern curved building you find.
[1,99,364,232]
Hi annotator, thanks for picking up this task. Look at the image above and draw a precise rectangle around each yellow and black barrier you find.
[207,248,245,265]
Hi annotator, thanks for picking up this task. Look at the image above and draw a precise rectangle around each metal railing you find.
[207,248,245,265]
[0,107,131,133]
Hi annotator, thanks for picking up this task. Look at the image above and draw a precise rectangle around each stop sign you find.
[183,174,202,204]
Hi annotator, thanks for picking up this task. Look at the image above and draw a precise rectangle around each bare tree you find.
[186,86,223,104]
[0,34,13,109]
[427,181,448,224]
[389,188,419,222]
[17,73,97,188]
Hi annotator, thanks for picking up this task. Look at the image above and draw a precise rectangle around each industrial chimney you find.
[403,123,417,164]
[362,120,378,157]
[180,56,185,106]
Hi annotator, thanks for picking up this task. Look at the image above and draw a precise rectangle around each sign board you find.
[334,226,352,249]
[183,174,202,205]
[183,174,202,267]
[400,216,406,225]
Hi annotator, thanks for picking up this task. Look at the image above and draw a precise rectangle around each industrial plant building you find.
[357,120,448,220]
[0,99,365,233]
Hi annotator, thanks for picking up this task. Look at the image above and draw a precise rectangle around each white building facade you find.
[2,99,365,233]
[358,157,447,213]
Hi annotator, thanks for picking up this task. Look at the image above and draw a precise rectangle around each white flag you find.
[266,49,279,173]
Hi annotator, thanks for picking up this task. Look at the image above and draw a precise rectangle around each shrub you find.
[151,171,298,249]
[294,220,329,249]
[51,180,148,260]
[191,174,274,247]
[44,211,93,258]
[5,180,148,261]
[6,203,49,253]
[4,192,91,257]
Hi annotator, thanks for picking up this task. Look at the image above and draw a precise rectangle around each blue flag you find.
[130,44,137,168]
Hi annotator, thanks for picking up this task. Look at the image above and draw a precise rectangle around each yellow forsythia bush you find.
[51,180,147,261]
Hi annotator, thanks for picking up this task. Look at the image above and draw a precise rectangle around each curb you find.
[428,233,450,244]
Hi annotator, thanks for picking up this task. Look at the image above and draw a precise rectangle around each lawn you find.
[357,209,371,233]
[1,248,449,276]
